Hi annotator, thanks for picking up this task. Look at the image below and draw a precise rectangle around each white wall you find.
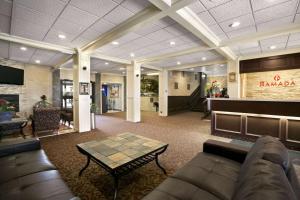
[0,59,52,117]
[60,68,95,81]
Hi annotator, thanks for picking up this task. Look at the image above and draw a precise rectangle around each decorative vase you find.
[0,111,13,122]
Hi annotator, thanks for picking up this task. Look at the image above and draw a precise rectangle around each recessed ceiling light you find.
[105,62,109,65]
[170,41,176,46]
[177,61,181,65]
[202,57,207,61]
[141,68,144,71]
[112,41,119,45]
[130,53,135,57]
[229,21,240,28]
[35,60,41,64]
[190,68,194,71]
[20,46,27,51]
[58,34,66,39]
[219,64,224,67]
[269,45,277,50]
[122,71,126,74]
[119,67,125,70]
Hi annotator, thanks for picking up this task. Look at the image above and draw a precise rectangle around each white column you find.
[159,69,168,116]
[227,59,240,98]
[126,61,141,122]
[73,51,91,132]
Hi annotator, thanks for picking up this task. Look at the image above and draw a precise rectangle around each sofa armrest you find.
[203,140,250,163]
[0,138,41,157]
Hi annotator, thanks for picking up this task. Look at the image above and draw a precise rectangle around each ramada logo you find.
[259,74,296,87]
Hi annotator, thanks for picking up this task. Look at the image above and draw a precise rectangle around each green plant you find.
[0,99,15,112]
[90,103,97,113]
[141,78,159,94]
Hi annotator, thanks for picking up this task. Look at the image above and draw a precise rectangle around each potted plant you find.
[90,103,97,129]
[0,99,16,122]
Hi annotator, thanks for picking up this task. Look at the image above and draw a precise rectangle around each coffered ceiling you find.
[0,0,299,74]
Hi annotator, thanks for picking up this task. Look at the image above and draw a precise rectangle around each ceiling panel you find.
[121,0,151,14]
[261,42,286,52]
[239,46,261,55]
[200,0,231,9]
[256,15,294,32]
[259,35,289,47]
[226,26,256,39]
[187,1,206,14]
[69,0,118,17]
[0,14,10,33]
[0,0,12,16]
[9,43,35,63]
[209,0,251,22]
[14,0,67,17]
[103,5,134,25]
[287,39,300,47]
[219,14,255,33]
[196,11,217,26]
[0,40,9,59]
[254,0,298,24]
[251,0,290,11]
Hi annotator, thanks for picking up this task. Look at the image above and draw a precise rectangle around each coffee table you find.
[0,117,28,140]
[76,132,168,200]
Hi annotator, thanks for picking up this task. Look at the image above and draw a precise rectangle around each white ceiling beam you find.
[81,0,196,54]
[166,59,226,70]
[0,33,75,54]
[91,52,131,65]
[239,47,300,60]
[53,55,73,69]
[141,63,163,71]
[136,46,212,63]
[222,24,300,47]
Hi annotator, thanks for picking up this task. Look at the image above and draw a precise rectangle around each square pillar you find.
[73,51,91,132]
[126,61,141,122]
[159,69,168,116]
[95,73,102,114]
[227,59,240,98]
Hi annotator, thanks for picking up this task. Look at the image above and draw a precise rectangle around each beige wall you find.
[207,75,227,89]
[241,68,300,100]
[0,59,52,117]
[168,71,199,96]
[60,69,95,81]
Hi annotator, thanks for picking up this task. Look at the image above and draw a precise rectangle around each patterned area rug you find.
[40,111,231,200]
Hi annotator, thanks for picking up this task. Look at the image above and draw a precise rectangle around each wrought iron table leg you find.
[79,156,90,176]
[155,146,168,175]
[113,176,119,200]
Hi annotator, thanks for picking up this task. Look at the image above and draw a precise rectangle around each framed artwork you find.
[187,84,191,90]
[229,72,236,82]
[79,82,89,95]
[174,82,179,89]
[110,85,120,98]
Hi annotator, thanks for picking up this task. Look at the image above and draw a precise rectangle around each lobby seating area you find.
[0,0,300,199]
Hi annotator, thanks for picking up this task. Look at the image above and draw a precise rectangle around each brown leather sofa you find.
[0,138,78,200]
[143,136,300,200]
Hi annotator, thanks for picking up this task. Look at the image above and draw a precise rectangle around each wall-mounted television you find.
[0,65,24,85]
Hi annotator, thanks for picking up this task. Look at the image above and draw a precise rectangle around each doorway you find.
[102,83,123,113]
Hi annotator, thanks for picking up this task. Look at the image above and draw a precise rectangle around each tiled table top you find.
[77,132,167,169]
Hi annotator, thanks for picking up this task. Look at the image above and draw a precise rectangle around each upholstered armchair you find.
[31,108,60,135]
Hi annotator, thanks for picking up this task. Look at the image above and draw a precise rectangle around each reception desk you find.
[210,98,300,150]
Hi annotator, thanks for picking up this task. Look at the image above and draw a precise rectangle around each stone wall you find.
[168,71,199,96]
[241,68,300,100]
[0,59,52,117]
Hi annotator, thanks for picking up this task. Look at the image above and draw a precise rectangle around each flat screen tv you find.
[0,65,24,85]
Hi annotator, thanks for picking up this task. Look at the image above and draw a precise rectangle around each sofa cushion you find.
[233,159,297,200]
[239,136,290,181]
[0,149,56,184]
[0,170,74,200]
[171,153,241,200]
[143,177,220,200]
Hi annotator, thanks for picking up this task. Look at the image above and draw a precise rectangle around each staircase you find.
[188,85,205,112]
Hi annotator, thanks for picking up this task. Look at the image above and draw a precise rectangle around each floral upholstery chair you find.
[31,108,60,135]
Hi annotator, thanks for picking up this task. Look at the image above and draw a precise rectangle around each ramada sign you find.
[259,74,296,87]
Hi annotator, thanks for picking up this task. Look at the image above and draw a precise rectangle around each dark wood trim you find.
[240,52,300,74]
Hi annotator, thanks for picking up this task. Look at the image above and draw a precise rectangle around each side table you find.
[0,118,28,140]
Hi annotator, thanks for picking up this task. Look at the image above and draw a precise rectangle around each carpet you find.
[40,111,231,200]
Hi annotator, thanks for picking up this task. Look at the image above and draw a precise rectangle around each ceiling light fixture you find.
[269,45,277,50]
[119,67,125,70]
[20,46,27,51]
[58,34,66,39]
[112,41,119,45]
[190,68,194,71]
[177,61,181,65]
[130,53,135,57]
[141,68,144,71]
[219,64,224,67]
[147,73,159,76]
[170,41,176,46]
[202,57,207,61]
[229,21,240,28]
[105,62,109,65]
[35,60,41,64]
[122,71,126,74]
